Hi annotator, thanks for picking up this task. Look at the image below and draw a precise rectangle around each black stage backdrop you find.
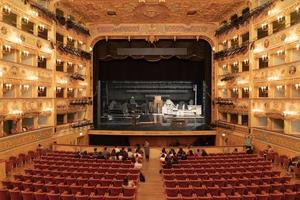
[99,57,204,81]
[93,39,212,129]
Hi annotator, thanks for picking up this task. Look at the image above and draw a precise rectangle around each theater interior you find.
[0,0,300,199]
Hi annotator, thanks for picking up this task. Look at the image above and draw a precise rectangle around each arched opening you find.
[93,39,212,131]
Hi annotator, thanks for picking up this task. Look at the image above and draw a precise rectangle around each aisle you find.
[137,158,165,200]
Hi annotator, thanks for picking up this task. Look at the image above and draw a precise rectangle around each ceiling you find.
[59,0,246,25]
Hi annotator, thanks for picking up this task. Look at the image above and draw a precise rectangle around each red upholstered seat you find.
[21,191,35,200]
[0,188,10,200]
[9,190,22,200]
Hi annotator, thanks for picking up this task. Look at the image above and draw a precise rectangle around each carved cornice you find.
[89,23,217,47]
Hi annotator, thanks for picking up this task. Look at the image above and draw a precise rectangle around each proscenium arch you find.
[91,37,214,129]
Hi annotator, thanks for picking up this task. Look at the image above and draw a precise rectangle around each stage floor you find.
[97,113,209,131]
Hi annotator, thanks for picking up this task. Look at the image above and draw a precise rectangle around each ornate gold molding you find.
[89,23,217,47]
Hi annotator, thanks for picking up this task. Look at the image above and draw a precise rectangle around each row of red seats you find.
[0,187,135,200]
[26,169,138,177]
[165,190,298,200]
[170,161,271,168]
[163,172,284,181]
[181,157,263,162]
[183,158,264,162]
[162,167,274,175]
[5,149,48,175]
[37,158,132,164]
[3,180,135,190]
[163,177,293,187]
[33,164,134,171]
[164,182,299,192]
[15,174,139,183]
[2,180,136,195]
[34,163,134,169]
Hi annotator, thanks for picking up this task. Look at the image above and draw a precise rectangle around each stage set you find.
[92,39,214,146]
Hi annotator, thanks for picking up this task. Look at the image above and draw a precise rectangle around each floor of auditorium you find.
[4,156,300,200]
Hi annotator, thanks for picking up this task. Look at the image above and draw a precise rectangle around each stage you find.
[88,129,217,147]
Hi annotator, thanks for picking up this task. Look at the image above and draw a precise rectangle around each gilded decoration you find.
[0,128,53,152]
[253,129,300,153]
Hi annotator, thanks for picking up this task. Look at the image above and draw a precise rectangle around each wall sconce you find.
[67,88,73,93]
[67,36,73,42]
[78,64,83,69]
[233,62,238,67]
[243,88,249,93]
[38,86,45,92]
[232,88,238,93]
[22,50,29,56]
[22,16,29,24]
[56,59,62,64]
[78,88,83,92]
[3,5,11,14]
[4,83,12,90]
[3,45,11,52]
[296,7,300,13]
[223,40,228,46]
[296,44,300,51]
[56,87,62,92]
[67,62,73,66]
[260,86,268,92]
[295,83,300,90]
[21,84,30,90]
[277,16,284,23]
[38,56,45,61]
[38,24,45,31]
[222,64,227,69]
[243,59,249,65]
[277,50,285,56]
[261,23,268,30]
[276,85,284,90]
[78,41,83,45]
[233,35,238,41]
[262,55,268,61]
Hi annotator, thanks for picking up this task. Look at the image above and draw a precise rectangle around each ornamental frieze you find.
[253,129,300,153]
[0,128,53,152]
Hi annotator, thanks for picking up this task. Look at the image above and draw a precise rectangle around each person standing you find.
[144,140,150,161]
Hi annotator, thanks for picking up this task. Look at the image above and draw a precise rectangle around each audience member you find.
[134,159,143,170]
[195,149,201,157]
[127,148,133,158]
[188,150,194,156]
[122,176,136,188]
[233,148,238,153]
[102,147,110,159]
[160,154,166,163]
[111,149,117,160]
[201,149,208,156]
[144,140,150,161]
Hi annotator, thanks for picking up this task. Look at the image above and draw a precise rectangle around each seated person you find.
[201,149,208,156]
[233,148,238,153]
[163,157,173,169]
[122,176,136,188]
[134,159,143,170]
[160,154,166,163]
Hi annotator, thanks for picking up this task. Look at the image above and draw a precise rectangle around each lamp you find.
[22,50,29,56]
[277,50,285,56]
[277,16,284,23]
[38,24,45,31]
[262,55,268,61]
[4,83,12,90]
[3,5,11,14]
[22,17,29,24]
[295,83,300,90]
[38,86,45,92]
[3,45,11,52]
[261,23,268,30]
